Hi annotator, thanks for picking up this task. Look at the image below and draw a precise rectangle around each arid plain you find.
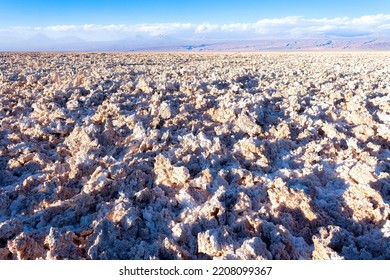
[0,52,389,259]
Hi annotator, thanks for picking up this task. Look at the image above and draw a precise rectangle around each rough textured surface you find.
[0,52,389,260]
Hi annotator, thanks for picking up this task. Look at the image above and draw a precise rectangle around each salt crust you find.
[0,52,389,259]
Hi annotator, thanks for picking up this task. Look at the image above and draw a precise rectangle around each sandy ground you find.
[0,52,389,259]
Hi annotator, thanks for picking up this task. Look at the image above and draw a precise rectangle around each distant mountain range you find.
[188,38,390,51]
[1,33,389,52]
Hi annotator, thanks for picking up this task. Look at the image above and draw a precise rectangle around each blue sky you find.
[1,0,389,26]
[0,0,390,42]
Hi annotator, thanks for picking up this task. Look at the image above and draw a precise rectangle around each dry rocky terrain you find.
[0,52,389,260]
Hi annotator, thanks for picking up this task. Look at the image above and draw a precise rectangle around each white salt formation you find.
[0,52,389,260]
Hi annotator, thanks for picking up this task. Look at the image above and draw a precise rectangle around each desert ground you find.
[0,52,389,260]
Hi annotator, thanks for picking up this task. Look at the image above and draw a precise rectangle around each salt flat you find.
[0,52,389,259]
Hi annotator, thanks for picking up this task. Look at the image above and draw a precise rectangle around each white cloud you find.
[44,25,79,32]
[40,23,194,35]
[1,14,390,41]
[256,16,303,25]
[214,14,390,35]
[195,24,219,33]
[352,14,390,24]
[220,23,251,32]
[135,23,193,35]
[379,23,390,30]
